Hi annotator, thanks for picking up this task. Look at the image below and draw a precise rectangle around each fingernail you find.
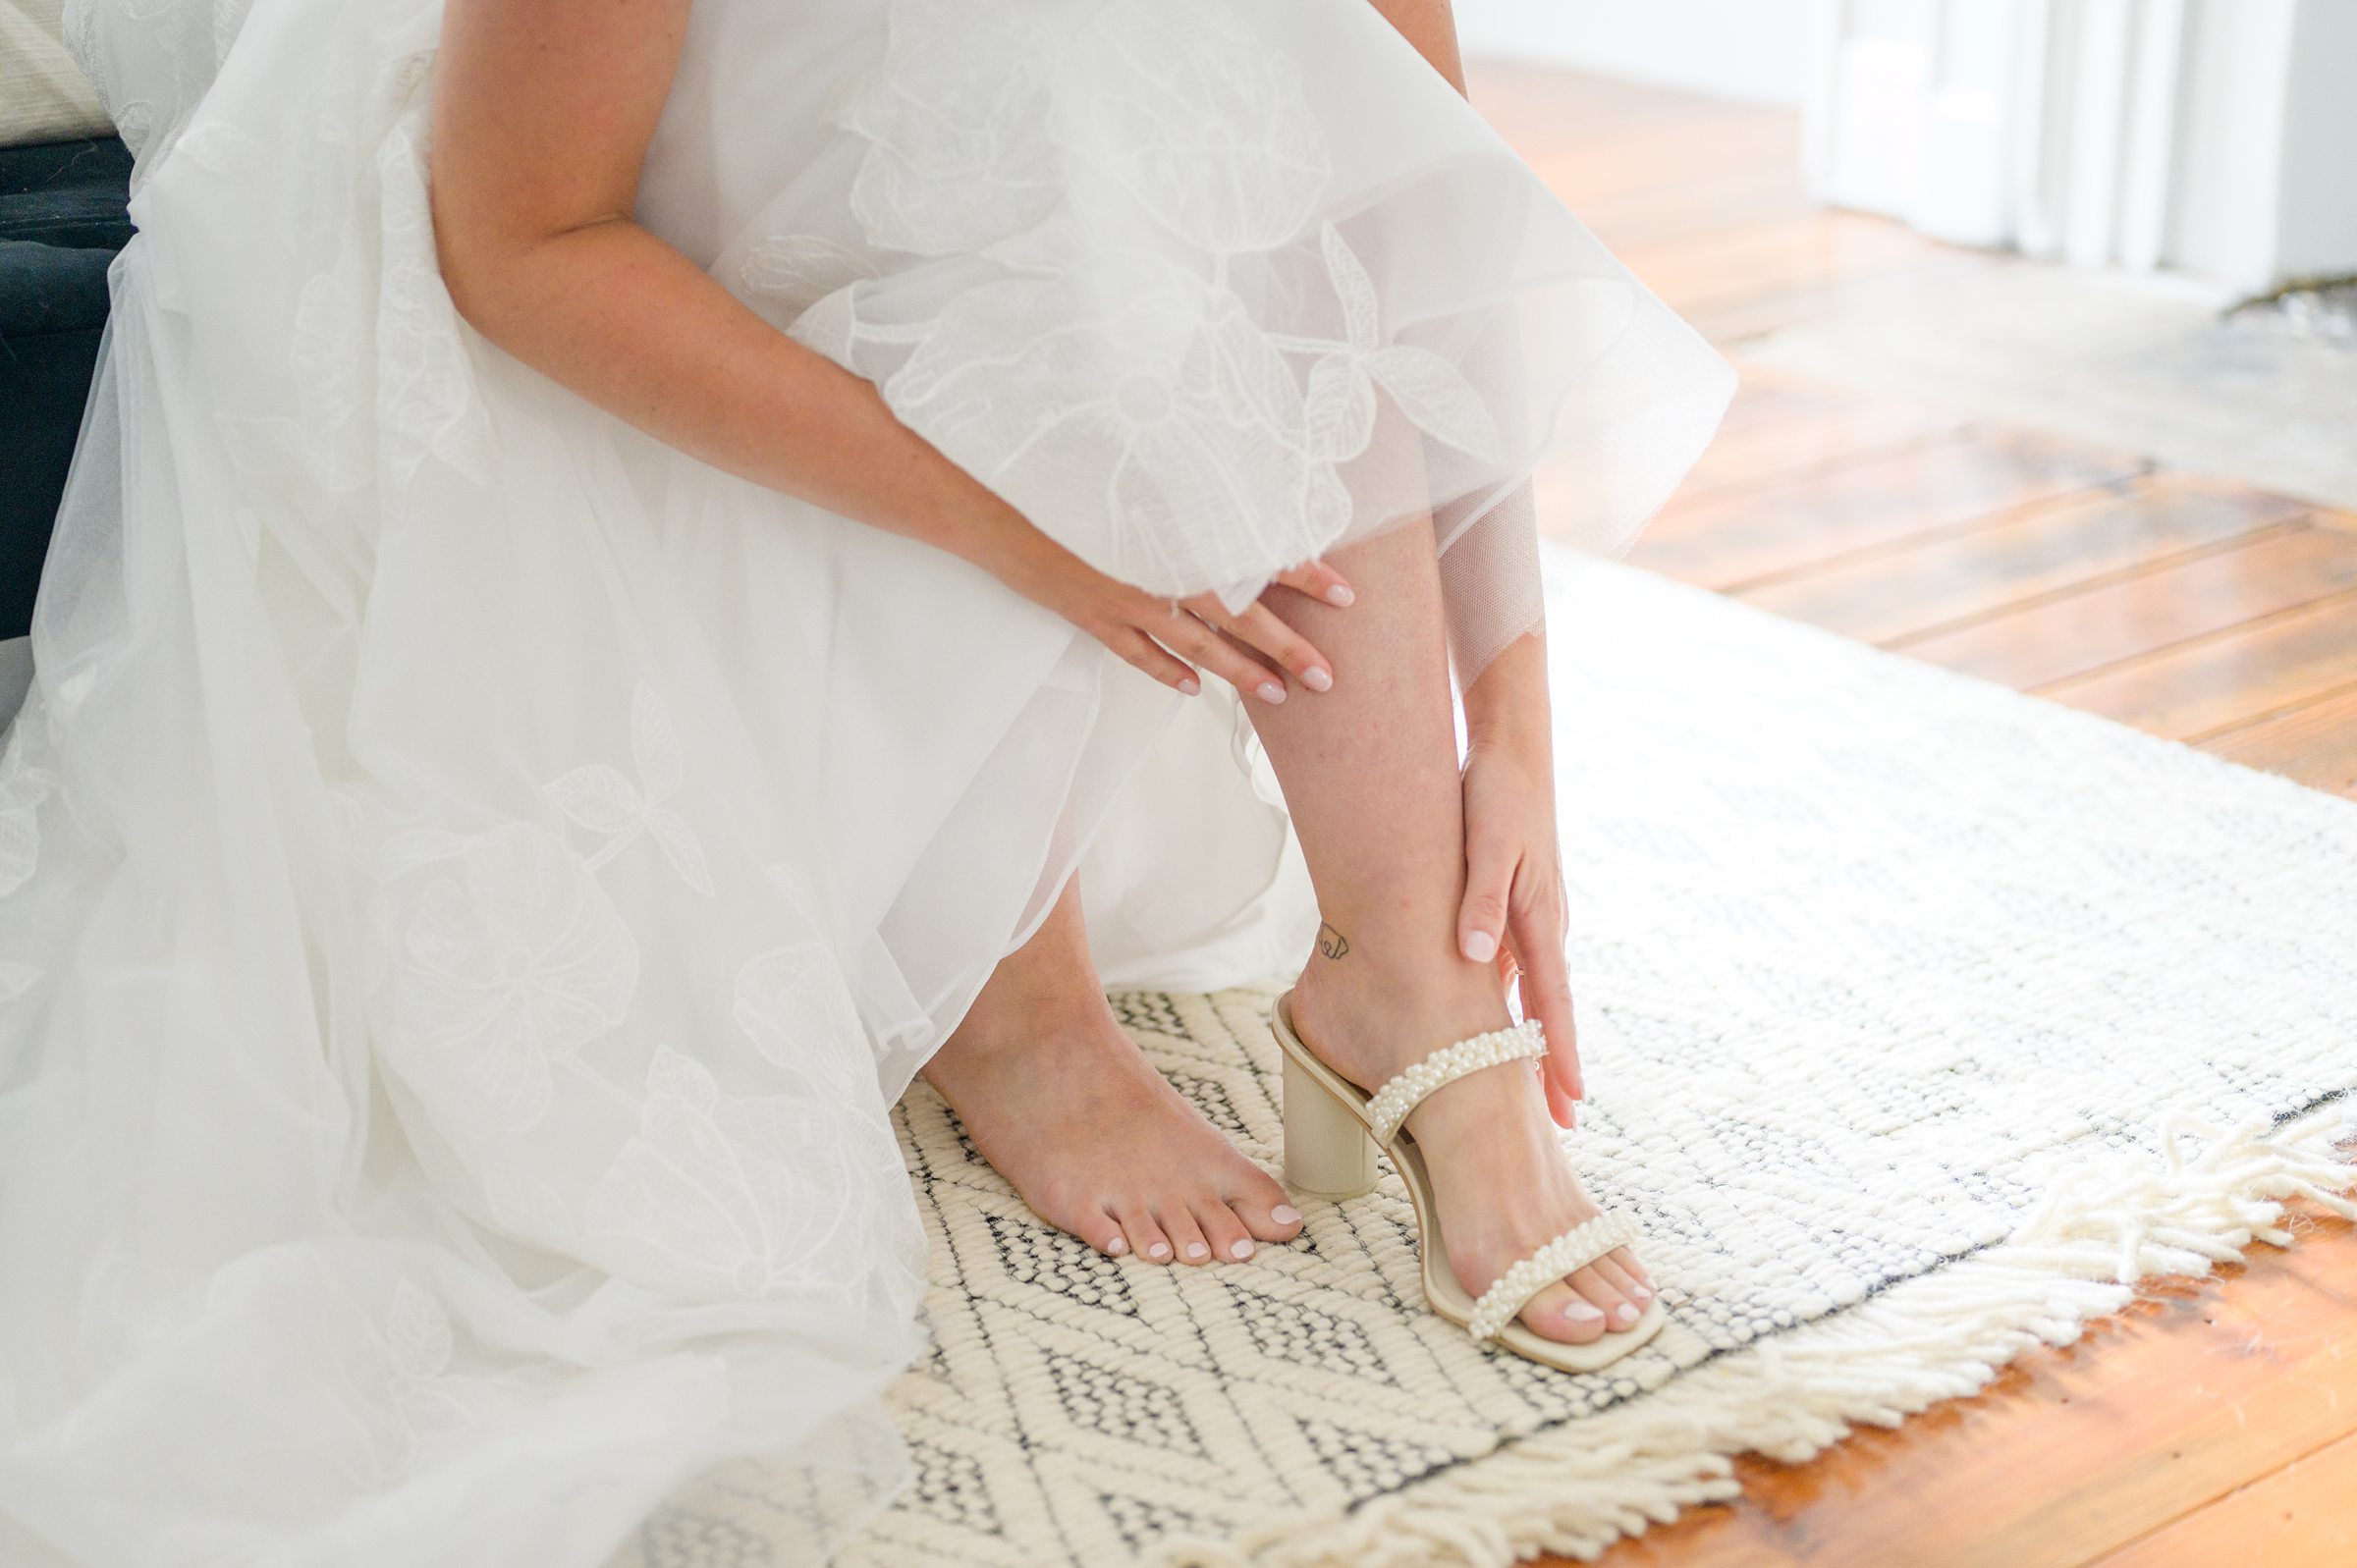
[1300,666,1333,692]
[1271,1204,1302,1225]
[1147,1241,1172,1261]
[1230,1238,1255,1261]
[1461,930,1498,963]
[1178,676,1200,696]
[1257,681,1287,704]
[1612,1302,1639,1326]
[1325,583,1355,607]
[1184,1241,1210,1262]
[1562,1299,1606,1324]
[1106,1236,1128,1256]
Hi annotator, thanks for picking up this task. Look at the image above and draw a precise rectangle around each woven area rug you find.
[630,552,2357,1568]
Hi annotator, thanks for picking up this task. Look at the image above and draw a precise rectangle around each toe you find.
[1518,1280,1608,1344]
[1596,1250,1654,1307]
[1077,1202,1128,1259]
[1195,1199,1257,1264]
[1116,1206,1176,1265]
[1569,1264,1641,1332]
[1224,1168,1303,1243]
[1159,1206,1215,1266]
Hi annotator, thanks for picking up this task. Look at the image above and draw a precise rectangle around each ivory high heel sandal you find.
[1271,988,1668,1374]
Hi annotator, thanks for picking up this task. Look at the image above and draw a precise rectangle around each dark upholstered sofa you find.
[1,135,133,641]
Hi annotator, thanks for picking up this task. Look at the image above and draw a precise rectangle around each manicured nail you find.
[1612,1302,1639,1326]
[1256,680,1287,704]
[1271,1204,1302,1225]
[1325,583,1355,607]
[1178,676,1200,696]
[1106,1236,1128,1256]
[1147,1241,1172,1261]
[1631,1284,1652,1301]
[1184,1241,1211,1262]
[1300,666,1333,692]
[1229,1238,1255,1261]
[1562,1299,1606,1324]
[1461,930,1498,963]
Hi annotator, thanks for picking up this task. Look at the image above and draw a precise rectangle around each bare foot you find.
[923,968,1303,1266]
[1284,960,1655,1345]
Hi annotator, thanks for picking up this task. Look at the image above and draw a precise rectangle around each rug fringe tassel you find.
[1150,1097,2357,1568]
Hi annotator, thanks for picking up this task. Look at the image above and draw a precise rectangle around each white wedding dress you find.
[0,1,1733,1563]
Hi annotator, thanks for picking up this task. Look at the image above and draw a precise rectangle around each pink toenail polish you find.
[1271,1205,1302,1225]
[1147,1242,1172,1261]
[1230,1239,1254,1261]
[1106,1236,1127,1256]
[1562,1300,1605,1324]
[1184,1241,1210,1261]
[1613,1302,1639,1325]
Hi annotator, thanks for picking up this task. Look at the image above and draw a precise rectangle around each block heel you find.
[1281,1046,1380,1200]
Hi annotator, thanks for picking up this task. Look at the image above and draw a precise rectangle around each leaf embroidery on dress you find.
[544,682,716,896]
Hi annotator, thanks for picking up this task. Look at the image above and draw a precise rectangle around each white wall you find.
[2275,0,2357,281]
[1453,0,1813,107]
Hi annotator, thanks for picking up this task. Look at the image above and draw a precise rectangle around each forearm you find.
[435,212,1056,582]
[1463,627,1552,760]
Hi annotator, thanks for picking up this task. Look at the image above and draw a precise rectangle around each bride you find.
[0,0,1732,1561]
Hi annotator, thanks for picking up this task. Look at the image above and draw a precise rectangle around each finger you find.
[1166,610,1290,704]
[1269,558,1355,608]
[1217,600,1334,693]
[1456,835,1517,968]
[1513,929,1584,1126]
[1115,628,1201,696]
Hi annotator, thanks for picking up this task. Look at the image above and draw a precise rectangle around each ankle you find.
[1289,932,1515,1086]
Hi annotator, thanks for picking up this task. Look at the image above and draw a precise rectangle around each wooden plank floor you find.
[1465,61,2357,1567]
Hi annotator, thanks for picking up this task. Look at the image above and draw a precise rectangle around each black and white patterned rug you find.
[644,557,2357,1567]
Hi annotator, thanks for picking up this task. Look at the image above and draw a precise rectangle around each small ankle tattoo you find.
[1316,921,1349,960]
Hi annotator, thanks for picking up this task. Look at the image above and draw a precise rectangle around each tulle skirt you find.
[0,1,1732,1562]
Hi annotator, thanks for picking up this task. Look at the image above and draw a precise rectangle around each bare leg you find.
[1247,517,1655,1344]
[922,875,1304,1265]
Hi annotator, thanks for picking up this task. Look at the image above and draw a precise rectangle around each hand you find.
[991,526,1355,703]
[1455,726,1583,1128]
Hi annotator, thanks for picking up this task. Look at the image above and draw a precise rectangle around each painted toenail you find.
[1106,1236,1127,1256]
[1271,1204,1302,1225]
[1562,1299,1606,1323]
[1632,1285,1653,1301]
[1613,1303,1639,1325]
[1184,1241,1210,1261]
[1147,1242,1172,1261]
[1230,1239,1255,1261]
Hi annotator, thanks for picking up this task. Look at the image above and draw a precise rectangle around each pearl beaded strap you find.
[1364,1019,1549,1146]
[1464,1210,1642,1342]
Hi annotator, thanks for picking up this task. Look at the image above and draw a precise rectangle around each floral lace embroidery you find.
[794,0,1509,600]
[386,823,640,1132]
[542,682,717,897]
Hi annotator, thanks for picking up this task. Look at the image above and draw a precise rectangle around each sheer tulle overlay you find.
[0,1,1732,1563]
